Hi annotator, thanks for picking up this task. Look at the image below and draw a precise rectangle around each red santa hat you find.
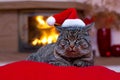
[46,8,85,27]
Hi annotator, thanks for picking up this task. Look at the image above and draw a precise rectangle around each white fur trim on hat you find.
[61,19,85,27]
[46,16,56,26]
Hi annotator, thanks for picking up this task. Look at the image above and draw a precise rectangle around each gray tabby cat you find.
[27,23,94,67]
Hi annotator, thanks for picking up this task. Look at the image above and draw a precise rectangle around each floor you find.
[0,52,29,65]
[0,52,120,72]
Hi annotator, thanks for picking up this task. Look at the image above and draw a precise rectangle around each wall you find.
[0,11,18,52]
[0,0,74,1]
[0,0,120,13]
[0,0,120,54]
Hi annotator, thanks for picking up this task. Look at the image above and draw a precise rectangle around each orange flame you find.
[32,16,59,46]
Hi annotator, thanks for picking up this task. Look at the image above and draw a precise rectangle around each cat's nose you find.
[70,45,74,49]
[70,42,75,49]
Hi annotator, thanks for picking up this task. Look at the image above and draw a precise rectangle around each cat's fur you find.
[27,23,94,67]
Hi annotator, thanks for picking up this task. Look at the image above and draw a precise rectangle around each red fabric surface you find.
[0,61,120,80]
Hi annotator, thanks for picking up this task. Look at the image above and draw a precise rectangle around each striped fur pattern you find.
[27,23,94,67]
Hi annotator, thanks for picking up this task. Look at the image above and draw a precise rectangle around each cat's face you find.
[54,23,94,58]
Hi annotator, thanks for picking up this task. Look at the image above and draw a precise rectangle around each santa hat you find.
[46,8,85,27]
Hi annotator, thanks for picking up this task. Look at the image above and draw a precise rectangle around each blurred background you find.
[0,0,120,71]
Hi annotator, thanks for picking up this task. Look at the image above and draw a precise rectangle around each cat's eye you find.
[81,42,89,49]
[64,39,69,41]
[77,38,84,43]
[75,41,81,45]
[60,40,68,45]
[75,39,83,45]
[76,38,89,48]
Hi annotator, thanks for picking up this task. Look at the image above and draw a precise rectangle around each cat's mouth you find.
[55,50,81,62]
[67,50,77,53]
[69,51,77,54]
[69,50,76,52]
[64,50,81,58]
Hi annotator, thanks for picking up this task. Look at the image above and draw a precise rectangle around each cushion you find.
[0,61,120,80]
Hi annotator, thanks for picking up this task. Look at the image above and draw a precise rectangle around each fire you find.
[32,16,59,46]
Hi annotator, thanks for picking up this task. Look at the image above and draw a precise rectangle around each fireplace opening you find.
[18,12,60,52]
[28,16,59,46]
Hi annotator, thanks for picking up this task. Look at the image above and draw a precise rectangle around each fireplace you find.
[18,10,61,52]
[0,1,89,53]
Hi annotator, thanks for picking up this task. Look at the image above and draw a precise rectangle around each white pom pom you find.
[46,16,56,26]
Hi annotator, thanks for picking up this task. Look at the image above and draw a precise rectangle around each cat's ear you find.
[84,22,95,31]
[55,26,63,32]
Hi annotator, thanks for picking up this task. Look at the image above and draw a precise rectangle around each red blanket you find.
[0,61,120,80]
